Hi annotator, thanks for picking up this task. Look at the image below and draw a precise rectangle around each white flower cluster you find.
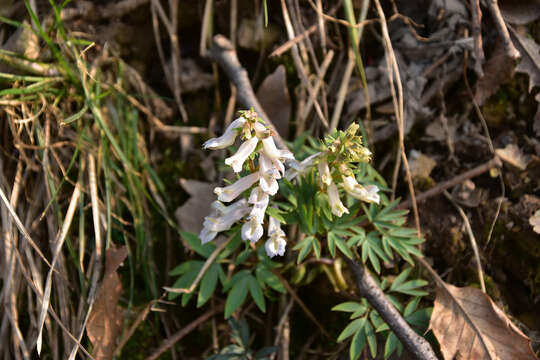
[319,157,380,217]
[200,113,293,258]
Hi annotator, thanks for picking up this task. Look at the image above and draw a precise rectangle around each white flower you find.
[214,172,260,202]
[285,152,321,181]
[318,158,332,186]
[248,187,269,224]
[261,137,294,161]
[259,154,281,195]
[202,200,250,232]
[328,181,349,217]
[200,199,250,243]
[200,227,218,244]
[265,216,286,258]
[242,217,264,243]
[203,117,246,149]
[342,176,380,204]
[225,137,259,172]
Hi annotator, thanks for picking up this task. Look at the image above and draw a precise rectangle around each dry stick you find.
[270,297,294,360]
[207,35,287,150]
[375,0,421,236]
[299,49,334,128]
[470,0,484,76]
[280,0,329,129]
[443,190,486,292]
[345,258,438,360]
[271,25,318,58]
[398,156,502,209]
[486,0,519,59]
[163,236,233,294]
[272,270,331,338]
[329,53,355,131]
[145,305,224,360]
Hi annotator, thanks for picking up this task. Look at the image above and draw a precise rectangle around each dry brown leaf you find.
[175,179,216,234]
[500,0,540,25]
[495,144,530,170]
[509,26,540,92]
[87,246,128,360]
[256,65,291,138]
[474,41,516,105]
[409,150,437,178]
[530,209,540,233]
[429,282,538,360]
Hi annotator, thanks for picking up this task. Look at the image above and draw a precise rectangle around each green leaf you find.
[295,236,314,264]
[248,276,266,313]
[168,261,204,300]
[180,231,215,258]
[254,346,279,359]
[328,232,337,257]
[365,320,377,358]
[368,248,381,274]
[391,279,428,296]
[404,297,421,317]
[225,276,249,318]
[349,328,367,360]
[312,237,321,259]
[384,332,399,360]
[335,236,353,259]
[389,268,412,292]
[197,263,220,307]
[266,207,286,224]
[255,267,285,293]
[337,317,366,342]
[332,301,365,313]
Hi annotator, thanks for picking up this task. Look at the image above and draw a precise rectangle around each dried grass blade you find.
[35,183,81,354]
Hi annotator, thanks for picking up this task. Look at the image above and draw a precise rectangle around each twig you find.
[470,0,484,76]
[280,0,329,129]
[272,270,331,338]
[145,305,224,360]
[163,236,233,294]
[374,0,421,236]
[443,191,486,292]
[398,156,502,209]
[345,258,438,360]
[485,0,519,60]
[329,52,355,131]
[207,35,287,149]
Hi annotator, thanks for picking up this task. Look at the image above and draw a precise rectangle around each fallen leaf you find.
[409,150,437,178]
[509,26,540,92]
[87,246,128,360]
[495,144,530,170]
[429,282,538,360]
[500,0,540,25]
[530,209,540,233]
[175,179,216,234]
[256,65,290,138]
[474,41,516,105]
[238,19,280,51]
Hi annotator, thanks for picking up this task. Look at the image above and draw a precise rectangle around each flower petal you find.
[241,217,264,243]
[342,176,380,204]
[328,181,349,217]
[225,137,259,172]
[214,173,260,202]
[318,158,332,186]
[203,117,246,149]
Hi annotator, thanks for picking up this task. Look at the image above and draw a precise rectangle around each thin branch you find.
[206,35,287,150]
[345,258,438,360]
[145,305,224,360]
[398,156,502,209]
